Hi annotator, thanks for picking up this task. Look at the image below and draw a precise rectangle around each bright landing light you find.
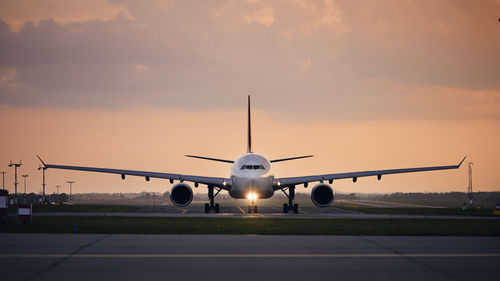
[247,192,258,200]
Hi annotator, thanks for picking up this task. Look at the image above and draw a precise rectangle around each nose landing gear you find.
[204,185,221,213]
[248,200,258,213]
[247,193,258,213]
[281,185,298,214]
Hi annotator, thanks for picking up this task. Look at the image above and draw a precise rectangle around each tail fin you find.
[247,95,252,153]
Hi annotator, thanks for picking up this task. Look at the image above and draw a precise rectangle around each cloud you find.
[213,1,236,18]
[0,67,18,86]
[0,0,133,32]
[280,31,293,40]
[244,6,274,27]
[0,0,499,121]
[289,0,348,32]
[134,64,149,73]
[303,58,312,70]
[321,0,343,26]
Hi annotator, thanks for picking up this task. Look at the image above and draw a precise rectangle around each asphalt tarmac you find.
[1,234,499,281]
[33,203,499,219]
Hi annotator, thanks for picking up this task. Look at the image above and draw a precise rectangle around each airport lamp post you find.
[22,174,28,195]
[0,171,6,190]
[67,181,75,201]
[468,162,473,206]
[56,185,60,195]
[38,166,47,203]
[8,160,22,204]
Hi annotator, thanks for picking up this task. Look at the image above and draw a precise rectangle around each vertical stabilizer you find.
[247,95,252,153]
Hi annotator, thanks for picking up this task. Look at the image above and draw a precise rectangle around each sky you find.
[0,0,499,196]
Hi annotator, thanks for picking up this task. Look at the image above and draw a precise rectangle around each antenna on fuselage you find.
[247,94,253,153]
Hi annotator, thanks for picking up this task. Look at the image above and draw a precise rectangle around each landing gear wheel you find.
[283,203,289,213]
[253,205,258,213]
[204,203,210,213]
[293,203,299,213]
[248,205,253,213]
[215,203,220,213]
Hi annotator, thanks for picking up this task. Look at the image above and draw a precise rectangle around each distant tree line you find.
[12,192,69,205]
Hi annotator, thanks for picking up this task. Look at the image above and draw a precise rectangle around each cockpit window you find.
[241,164,265,170]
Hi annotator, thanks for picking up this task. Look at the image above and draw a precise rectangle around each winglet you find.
[36,155,47,167]
[457,156,467,167]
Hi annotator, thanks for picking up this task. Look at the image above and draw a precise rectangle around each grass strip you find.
[332,203,495,216]
[1,217,499,235]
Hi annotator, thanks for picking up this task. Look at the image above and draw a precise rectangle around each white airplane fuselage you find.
[229,153,275,199]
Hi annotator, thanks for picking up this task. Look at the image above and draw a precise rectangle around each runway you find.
[33,211,500,219]
[33,203,499,219]
[1,234,499,281]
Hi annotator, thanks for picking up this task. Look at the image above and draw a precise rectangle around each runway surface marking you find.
[182,209,188,214]
[236,205,246,214]
[255,213,265,217]
[2,253,499,259]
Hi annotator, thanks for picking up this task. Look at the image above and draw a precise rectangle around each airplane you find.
[36,95,466,214]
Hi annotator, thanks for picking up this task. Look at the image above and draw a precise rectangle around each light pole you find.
[0,171,6,190]
[8,160,22,204]
[468,162,473,206]
[38,166,47,203]
[56,185,61,195]
[22,174,28,195]
[67,181,75,201]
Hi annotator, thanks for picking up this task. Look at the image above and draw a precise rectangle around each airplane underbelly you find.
[229,176,274,199]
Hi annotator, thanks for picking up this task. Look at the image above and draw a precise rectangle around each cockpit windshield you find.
[241,165,265,170]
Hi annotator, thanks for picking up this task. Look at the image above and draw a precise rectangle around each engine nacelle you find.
[170,183,193,207]
[311,183,335,207]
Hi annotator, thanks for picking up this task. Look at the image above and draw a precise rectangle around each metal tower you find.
[67,181,75,201]
[38,165,47,203]
[8,160,22,204]
[0,171,6,190]
[22,174,28,195]
[467,162,473,206]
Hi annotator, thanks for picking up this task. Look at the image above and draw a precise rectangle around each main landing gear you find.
[204,185,221,213]
[281,185,298,214]
[247,192,258,213]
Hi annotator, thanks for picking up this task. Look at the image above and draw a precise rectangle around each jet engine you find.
[311,183,335,207]
[170,183,193,207]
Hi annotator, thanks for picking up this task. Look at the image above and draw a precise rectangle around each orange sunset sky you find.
[0,0,499,195]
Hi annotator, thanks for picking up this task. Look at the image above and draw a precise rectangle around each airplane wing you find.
[270,155,314,163]
[274,156,466,190]
[37,155,230,190]
[185,155,234,163]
